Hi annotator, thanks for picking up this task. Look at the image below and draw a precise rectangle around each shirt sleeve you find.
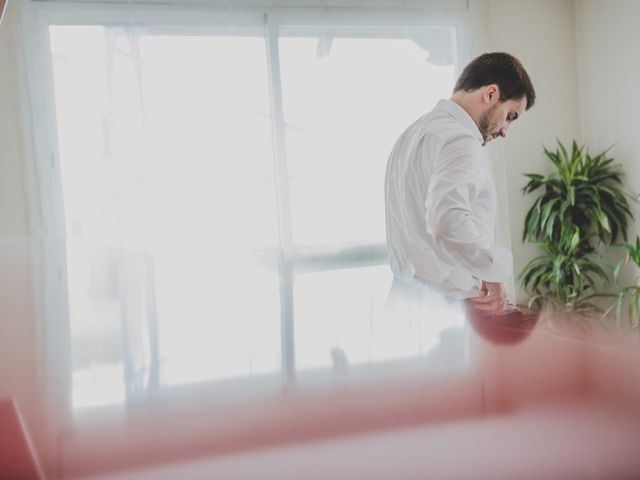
[424,135,512,291]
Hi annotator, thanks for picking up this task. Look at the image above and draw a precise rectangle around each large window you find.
[42,5,467,411]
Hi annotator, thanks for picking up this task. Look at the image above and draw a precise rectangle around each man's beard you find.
[478,104,498,145]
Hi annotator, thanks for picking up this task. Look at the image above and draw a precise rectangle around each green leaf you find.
[613,259,625,284]
[544,147,562,170]
[597,210,611,233]
[582,263,609,282]
[568,186,576,206]
[546,211,558,239]
[569,228,580,252]
[573,262,581,277]
[558,141,569,165]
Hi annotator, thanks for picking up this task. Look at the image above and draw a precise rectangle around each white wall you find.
[481,0,582,304]
[0,0,51,473]
[575,0,640,287]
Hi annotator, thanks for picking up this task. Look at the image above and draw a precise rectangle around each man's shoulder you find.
[390,109,481,160]
[413,109,480,146]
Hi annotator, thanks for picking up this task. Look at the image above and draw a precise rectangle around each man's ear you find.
[483,84,500,105]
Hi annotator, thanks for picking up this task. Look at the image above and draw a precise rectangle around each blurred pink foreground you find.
[3,317,640,480]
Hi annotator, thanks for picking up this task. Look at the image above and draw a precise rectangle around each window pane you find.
[294,266,468,374]
[50,25,128,409]
[137,34,281,386]
[279,35,456,246]
[155,253,281,386]
[49,26,281,408]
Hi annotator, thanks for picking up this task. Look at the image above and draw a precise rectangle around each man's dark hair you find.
[454,52,536,110]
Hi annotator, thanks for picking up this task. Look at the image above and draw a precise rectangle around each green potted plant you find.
[604,236,640,327]
[520,140,633,313]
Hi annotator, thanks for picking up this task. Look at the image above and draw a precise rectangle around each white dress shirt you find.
[384,99,512,300]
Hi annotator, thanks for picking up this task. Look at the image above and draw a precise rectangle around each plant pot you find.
[465,302,539,345]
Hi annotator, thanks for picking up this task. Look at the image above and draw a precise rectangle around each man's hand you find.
[467,281,507,313]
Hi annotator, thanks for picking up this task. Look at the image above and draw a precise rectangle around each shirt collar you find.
[434,99,484,144]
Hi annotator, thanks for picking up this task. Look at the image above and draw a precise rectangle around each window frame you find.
[22,0,475,456]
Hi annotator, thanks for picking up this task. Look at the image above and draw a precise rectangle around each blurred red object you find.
[0,398,45,480]
[465,302,538,345]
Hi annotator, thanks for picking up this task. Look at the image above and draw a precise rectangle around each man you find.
[385,52,536,315]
